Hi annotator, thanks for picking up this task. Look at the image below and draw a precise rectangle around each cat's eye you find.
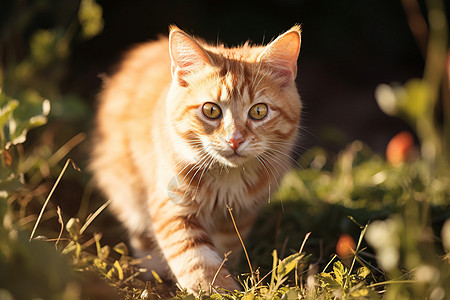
[248,103,268,120]
[202,102,222,119]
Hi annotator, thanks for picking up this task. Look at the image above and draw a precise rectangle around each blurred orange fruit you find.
[386,131,415,166]
[336,234,356,258]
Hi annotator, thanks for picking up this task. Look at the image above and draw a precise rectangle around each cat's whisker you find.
[192,153,217,201]
[182,151,216,201]
[265,140,307,164]
[296,124,319,141]
[265,146,302,169]
[257,153,281,189]
[257,153,287,212]
[259,153,285,186]
[266,140,300,153]
[163,143,206,178]
[263,143,300,171]
[170,147,204,178]
[174,150,211,194]
[174,141,218,198]
[260,151,291,176]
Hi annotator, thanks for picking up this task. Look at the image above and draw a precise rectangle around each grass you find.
[2,134,449,299]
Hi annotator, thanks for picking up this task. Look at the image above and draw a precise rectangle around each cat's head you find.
[166,26,302,168]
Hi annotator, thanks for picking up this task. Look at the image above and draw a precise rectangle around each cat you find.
[91,25,302,294]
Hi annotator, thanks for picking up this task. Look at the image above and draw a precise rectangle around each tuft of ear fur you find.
[257,25,302,85]
[169,25,211,87]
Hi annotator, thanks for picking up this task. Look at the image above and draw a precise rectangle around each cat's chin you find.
[217,153,250,168]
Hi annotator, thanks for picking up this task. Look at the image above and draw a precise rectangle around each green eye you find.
[202,102,222,119]
[249,103,268,120]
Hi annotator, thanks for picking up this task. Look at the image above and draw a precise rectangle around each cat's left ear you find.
[257,25,301,84]
[169,26,212,86]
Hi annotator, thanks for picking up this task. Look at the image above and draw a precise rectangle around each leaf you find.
[317,272,340,290]
[8,115,48,147]
[113,242,129,256]
[276,252,303,278]
[280,288,299,300]
[0,99,18,129]
[350,288,370,297]
[333,261,346,285]
[242,292,256,300]
[357,266,370,279]
[2,91,50,148]
[113,260,124,280]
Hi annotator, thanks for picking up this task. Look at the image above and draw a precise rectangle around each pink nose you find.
[227,137,244,151]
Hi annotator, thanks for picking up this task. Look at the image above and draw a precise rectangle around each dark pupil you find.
[256,106,260,115]
[210,106,215,115]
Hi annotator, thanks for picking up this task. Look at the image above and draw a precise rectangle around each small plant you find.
[0,89,81,300]
[0,90,50,199]
[315,261,375,299]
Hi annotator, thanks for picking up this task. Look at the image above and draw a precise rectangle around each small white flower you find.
[415,264,440,284]
[366,219,401,272]
[377,246,399,272]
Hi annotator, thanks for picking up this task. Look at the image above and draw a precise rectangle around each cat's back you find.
[92,37,172,191]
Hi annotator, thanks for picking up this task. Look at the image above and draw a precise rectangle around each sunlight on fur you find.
[91,25,302,294]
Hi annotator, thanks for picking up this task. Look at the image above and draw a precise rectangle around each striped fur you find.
[91,25,302,294]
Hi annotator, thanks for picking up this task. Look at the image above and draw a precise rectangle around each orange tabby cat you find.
[91,25,302,293]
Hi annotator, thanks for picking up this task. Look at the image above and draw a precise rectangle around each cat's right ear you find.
[257,25,301,86]
[169,26,211,87]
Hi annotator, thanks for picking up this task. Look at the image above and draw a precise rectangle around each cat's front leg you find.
[151,204,239,294]
[213,212,257,264]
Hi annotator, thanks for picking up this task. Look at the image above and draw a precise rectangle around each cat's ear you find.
[257,25,301,85]
[169,26,211,86]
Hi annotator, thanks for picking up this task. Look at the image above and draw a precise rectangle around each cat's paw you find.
[180,271,240,295]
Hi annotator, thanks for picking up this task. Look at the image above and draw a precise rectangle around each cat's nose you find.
[227,137,244,151]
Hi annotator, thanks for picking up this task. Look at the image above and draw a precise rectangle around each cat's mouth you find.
[206,146,249,167]
[219,151,249,167]
[223,152,242,158]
